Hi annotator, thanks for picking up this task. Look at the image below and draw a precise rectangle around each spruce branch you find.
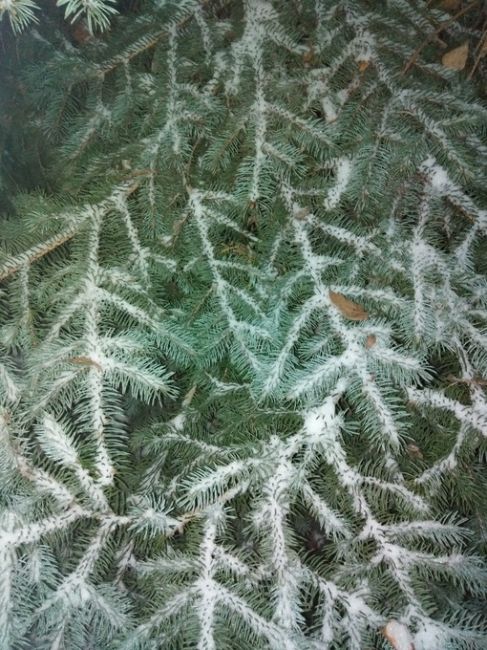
[1,1,486,647]
[402,0,479,74]
[0,180,140,283]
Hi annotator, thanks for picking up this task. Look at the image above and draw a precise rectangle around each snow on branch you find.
[188,188,271,369]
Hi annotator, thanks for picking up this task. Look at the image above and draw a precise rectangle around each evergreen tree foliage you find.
[1,1,487,648]
[0,0,117,33]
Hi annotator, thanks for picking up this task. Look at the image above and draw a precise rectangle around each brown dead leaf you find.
[221,242,254,260]
[329,291,368,321]
[441,0,461,11]
[442,42,469,71]
[71,21,93,46]
[294,207,310,220]
[365,334,377,349]
[182,384,197,407]
[383,620,415,650]
[69,356,103,372]
[406,443,424,460]
[357,59,370,73]
[303,47,315,65]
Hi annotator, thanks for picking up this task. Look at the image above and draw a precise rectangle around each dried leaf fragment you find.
[303,47,315,65]
[182,384,197,407]
[221,242,254,260]
[329,291,368,321]
[406,443,424,460]
[293,206,310,220]
[383,620,415,650]
[358,59,370,72]
[71,21,93,46]
[442,42,469,71]
[69,356,103,372]
[441,0,461,11]
[365,333,377,349]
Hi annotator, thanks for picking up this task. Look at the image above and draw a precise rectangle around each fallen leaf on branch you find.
[182,384,197,407]
[329,291,368,320]
[406,443,424,460]
[357,59,370,72]
[293,206,310,220]
[69,356,103,371]
[365,333,376,348]
[442,42,469,70]
[441,0,461,11]
[71,21,94,46]
[303,48,315,65]
[383,620,415,650]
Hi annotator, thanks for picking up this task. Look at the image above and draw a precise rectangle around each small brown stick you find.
[402,1,479,74]
[0,228,79,283]
[445,373,487,386]
[468,24,487,79]
[446,196,475,222]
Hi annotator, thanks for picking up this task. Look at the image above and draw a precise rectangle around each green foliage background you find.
[0,1,486,648]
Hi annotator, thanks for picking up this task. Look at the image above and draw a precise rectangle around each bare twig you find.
[468,23,487,79]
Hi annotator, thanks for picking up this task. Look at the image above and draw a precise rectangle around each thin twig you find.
[0,227,79,283]
[445,373,487,387]
[468,24,487,79]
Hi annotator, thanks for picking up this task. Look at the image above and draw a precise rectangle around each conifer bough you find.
[0,1,486,649]
[0,0,117,33]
